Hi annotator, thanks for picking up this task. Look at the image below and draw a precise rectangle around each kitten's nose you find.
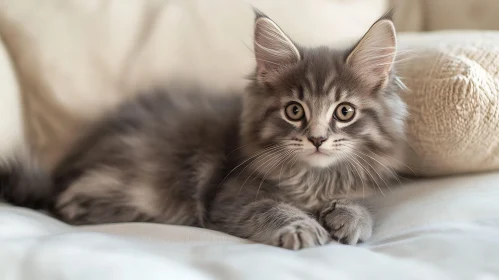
[308,136,328,148]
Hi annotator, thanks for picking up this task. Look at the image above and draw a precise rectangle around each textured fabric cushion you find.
[397,31,499,176]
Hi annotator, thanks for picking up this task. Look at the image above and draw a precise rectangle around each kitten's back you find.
[2,89,243,225]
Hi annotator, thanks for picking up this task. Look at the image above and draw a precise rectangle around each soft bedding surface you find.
[2,172,499,280]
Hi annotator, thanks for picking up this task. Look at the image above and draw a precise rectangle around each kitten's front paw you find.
[54,194,90,224]
[272,219,330,250]
[319,199,373,245]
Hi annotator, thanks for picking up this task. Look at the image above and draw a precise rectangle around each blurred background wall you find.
[392,0,499,32]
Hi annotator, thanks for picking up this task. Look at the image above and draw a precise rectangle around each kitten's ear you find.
[346,16,397,89]
[253,15,300,81]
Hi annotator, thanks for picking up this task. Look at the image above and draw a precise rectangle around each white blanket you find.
[2,173,499,279]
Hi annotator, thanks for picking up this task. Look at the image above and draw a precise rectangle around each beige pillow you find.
[398,31,499,176]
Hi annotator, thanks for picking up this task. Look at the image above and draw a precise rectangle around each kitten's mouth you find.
[303,149,336,168]
[307,149,329,156]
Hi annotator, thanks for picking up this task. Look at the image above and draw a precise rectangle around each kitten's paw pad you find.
[319,200,373,245]
[272,219,330,250]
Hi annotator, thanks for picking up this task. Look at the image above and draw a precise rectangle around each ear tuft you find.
[346,18,397,89]
[254,16,300,81]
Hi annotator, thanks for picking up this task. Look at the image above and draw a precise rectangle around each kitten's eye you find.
[285,102,305,121]
[334,103,355,122]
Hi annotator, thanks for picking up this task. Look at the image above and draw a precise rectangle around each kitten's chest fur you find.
[223,163,367,212]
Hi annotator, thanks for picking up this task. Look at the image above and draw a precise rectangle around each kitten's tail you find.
[0,157,54,209]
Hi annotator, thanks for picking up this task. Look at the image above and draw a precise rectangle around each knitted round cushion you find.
[398,31,499,176]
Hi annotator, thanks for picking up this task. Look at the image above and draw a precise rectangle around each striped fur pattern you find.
[0,13,407,250]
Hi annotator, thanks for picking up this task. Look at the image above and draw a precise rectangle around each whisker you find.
[241,40,253,54]
[341,155,367,200]
[331,159,353,196]
[235,146,290,181]
[394,76,408,91]
[279,152,299,187]
[342,143,403,187]
[346,154,385,197]
[355,50,419,67]
[225,137,299,157]
[373,56,416,67]
[237,147,291,198]
[289,151,301,171]
[361,146,419,175]
[256,150,297,198]
[225,141,276,157]
[218,144,288,188]
[350,152,392,193]
[233,147,290,203]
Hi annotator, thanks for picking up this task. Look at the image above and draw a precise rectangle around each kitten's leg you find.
[210,198,330,250]
[54,194,156,225]
[52,172,159,225]
[318,198,373,245]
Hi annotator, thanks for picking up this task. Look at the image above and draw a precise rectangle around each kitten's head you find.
[241,12,407,170]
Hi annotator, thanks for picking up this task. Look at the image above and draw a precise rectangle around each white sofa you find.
[1,0,499,279]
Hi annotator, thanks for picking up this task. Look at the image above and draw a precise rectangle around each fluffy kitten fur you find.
[0,13,407,250]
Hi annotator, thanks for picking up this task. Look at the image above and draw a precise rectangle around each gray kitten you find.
[0,13,406,250]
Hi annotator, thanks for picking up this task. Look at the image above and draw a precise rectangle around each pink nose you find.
[308,136,328,148]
